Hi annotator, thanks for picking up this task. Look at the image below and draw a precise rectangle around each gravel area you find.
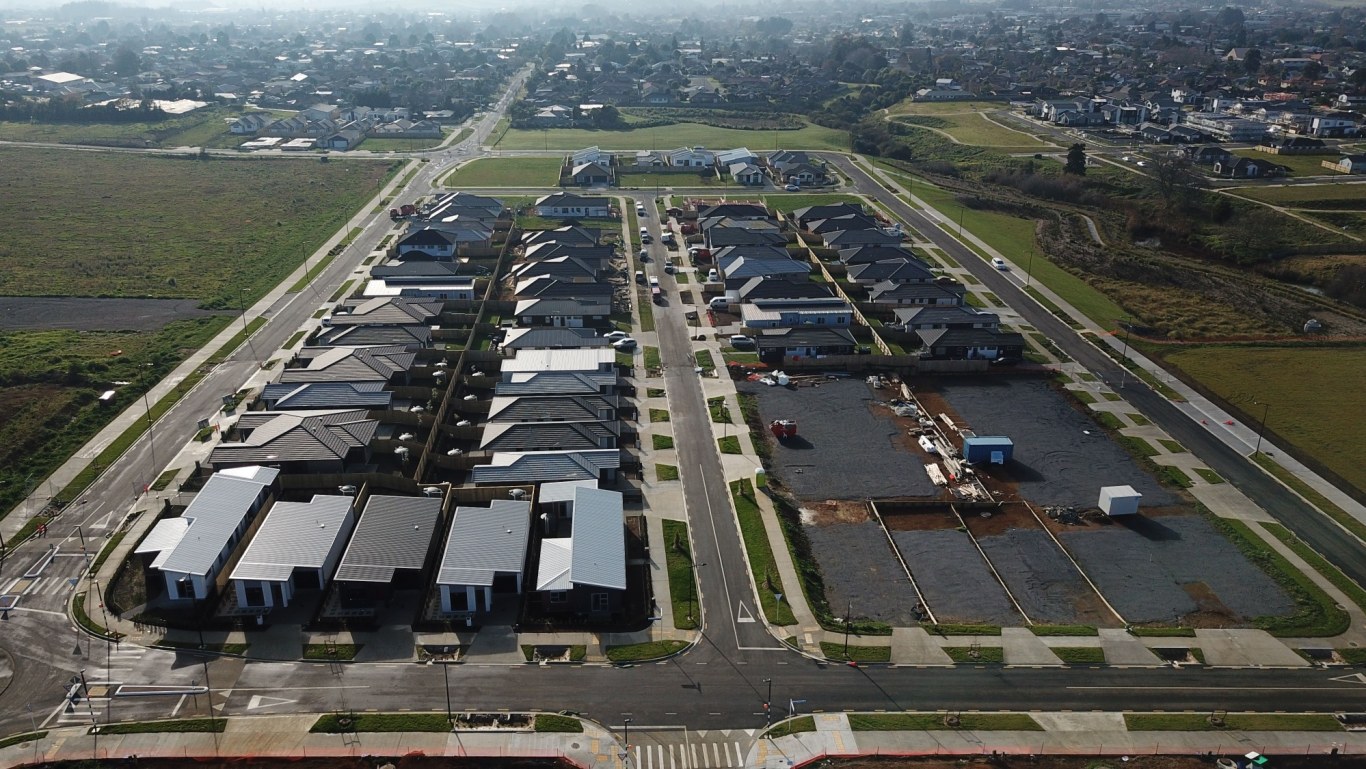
[976,529,1106,625]
[1060,516,1296,624]
[934,377,1178,508]
[805,520,921,626]
[892,530,1022,625]
[739,379,937,500]
[0,296,225,331]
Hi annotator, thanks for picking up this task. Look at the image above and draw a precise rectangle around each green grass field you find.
[1229,182,1366,208]
[497,121,848,151]
[0,106,242,148]
[1163,345,1366,494]
[894,112,1051,149]
[1229,149,1339,178]
[441,157,563,187]
[885,99,1019,116]
[0,146,394,306]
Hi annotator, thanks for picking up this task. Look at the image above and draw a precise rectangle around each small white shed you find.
[1099,485,1142,516]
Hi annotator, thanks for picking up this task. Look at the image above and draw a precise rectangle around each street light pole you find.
[623,717,632,750]
[843,601,852,657]
[442,661,453,723]
[763,678,773,726]
[1025,247,1035,289]
[142,391,157,481]
[240,288,259,365]
[1254,401,1271,455]
[1117,319,1132,389]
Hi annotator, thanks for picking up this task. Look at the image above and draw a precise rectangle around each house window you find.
[244,585,265,607]
[591,593,610,612]
[549,591,568,604]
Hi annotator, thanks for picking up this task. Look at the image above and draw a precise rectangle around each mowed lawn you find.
[1229,182,1366,208]
[0,107,245,149]
[1163,345,1366,493]
[0,146,395,307]
[441,157,563,187]
[496,121,848,151]
[895,112,1052,149]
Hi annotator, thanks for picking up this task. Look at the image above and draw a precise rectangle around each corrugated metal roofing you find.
[229,495,355,582]
[278,345,414,384]
[487,395,615,423]
[480,421,617,452]
[537,480,597,504]
[568,487,626,590]
[153,467,279,576]
[502,348,615,374]
[495,371,615,396]
[535,539,574,591]
[471,450,620,485]
[260,382,393,411]
[436,500,531,587]
[135,518,191,558]
[333,495,441,583]
[314,325,432,348]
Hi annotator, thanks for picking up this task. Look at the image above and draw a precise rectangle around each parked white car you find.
[991,257,1009,270]
[611,337,637,350]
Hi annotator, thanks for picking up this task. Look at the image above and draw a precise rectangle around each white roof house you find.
[535,487,625,592]
[227,495,356,610]
[136,466,279,601]
[501,348,616,374]
[435,500,532,615]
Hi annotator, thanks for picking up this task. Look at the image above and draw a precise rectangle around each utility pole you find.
[442,661,453,723]
[843,601,852,658]
[1254,401,1271,455]
[142,391,158,479]
[1117,319,1132,389]
[763,678,773,726]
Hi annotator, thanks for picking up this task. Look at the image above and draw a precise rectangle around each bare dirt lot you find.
[1059,513,1296,625]
[739,378,937,500]
[0,296,227,331]
[921,376,1178,509]
[892,526,1024,626]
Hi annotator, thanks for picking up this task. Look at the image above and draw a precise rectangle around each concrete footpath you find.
[3,712,1364,768]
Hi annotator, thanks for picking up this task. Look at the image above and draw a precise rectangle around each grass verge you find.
[930,624,1002,636]
[1194,468,1225,484]
[98,719,224,734]
[663,519,700,631]
[1263,522,1366,614]
[0,732,46,749]
[820,642,892,662]
[718,436,742,454]
[1209,516,1350,637]
[652,434,674,450]
[730,479,797,625]
[944,646,1005,663]
[1029,624,1099,636]
[649,408,671,423]
[849,712,1042,731]
[1124,713,1342,731]
[643,346,662,371]
[534,714,583,733]
[767,716,815,738]
[605,640,688,662]
[310,713,450,733]
[656,464,679,481]
[1251,451,1366,543]
[1053,647,1106,664]
[302,643,362,660]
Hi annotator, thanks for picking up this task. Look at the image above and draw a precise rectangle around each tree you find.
[110,46,140,77]
[1243,48,1262,75]
[1064,143,1087,175]
[1145,153,1206,213]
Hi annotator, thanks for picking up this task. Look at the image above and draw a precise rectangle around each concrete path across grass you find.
[889,627,954,665]
[1096,628,1163,666]
[1196,629,1312,668]
[1000,627,1063,665]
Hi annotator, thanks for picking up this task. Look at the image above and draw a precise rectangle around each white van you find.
[706,268,720,282]
[708,296,729,310]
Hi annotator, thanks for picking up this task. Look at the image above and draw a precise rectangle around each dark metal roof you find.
[487,395,618,422]
[279,345,415,384]
[313,325,431,348]
[480,421,619,451]
[260,382,392,411]
[494,371,615,397]
[334,495,442,583]
[211,409,377,465]
[470,449,620,485]
[437,499,532,587]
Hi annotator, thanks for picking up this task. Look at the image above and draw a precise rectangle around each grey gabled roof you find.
[494,371,615,397]
[437,499,532,586]
[334,495,442,583]
[329,297,442,327]
[278,345,415,384]
[229,495,355,582]
[487,394,617,423]
[211,409,376,465]
[471,449,620,485]
[149,466,279,576]
[313,325,432,348]
[260,382,392,411]
[479,420,618,451]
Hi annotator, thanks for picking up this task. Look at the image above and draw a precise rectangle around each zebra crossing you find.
[630,730,753,769]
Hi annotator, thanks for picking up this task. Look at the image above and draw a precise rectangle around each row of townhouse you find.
[132,193,640,633]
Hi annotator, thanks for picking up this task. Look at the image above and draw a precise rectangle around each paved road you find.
[826,154,1366,592]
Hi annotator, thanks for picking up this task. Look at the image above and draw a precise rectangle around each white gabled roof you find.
[538,480,597,504]
[135,518,193,568]
[152,467,279,576]
[229,495,354,583]
[535,539,574,591]
[502,348,614,374]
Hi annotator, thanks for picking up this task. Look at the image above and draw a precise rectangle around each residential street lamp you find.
[763,678,773,726]
[1254,401,1272,455]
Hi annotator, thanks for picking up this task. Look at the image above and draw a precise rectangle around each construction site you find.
[739,372,1297,629]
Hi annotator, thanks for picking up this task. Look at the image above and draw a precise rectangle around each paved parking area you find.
[739,378,937,500]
